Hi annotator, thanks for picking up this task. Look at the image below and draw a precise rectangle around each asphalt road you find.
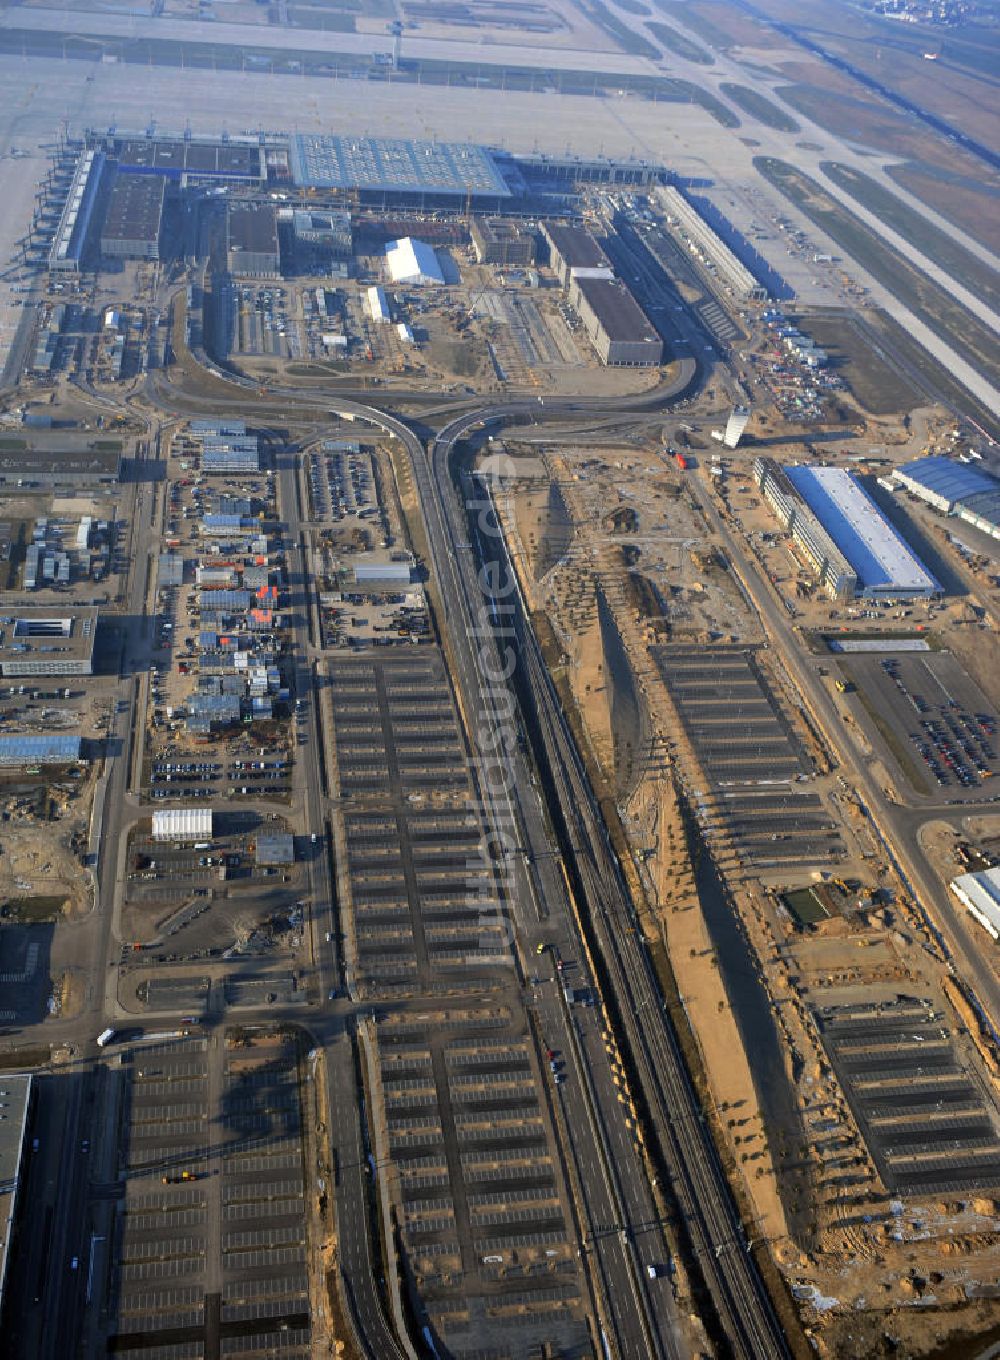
[427,403,790,1360]
[687,471,1000,1033]
[20,334,784,1360]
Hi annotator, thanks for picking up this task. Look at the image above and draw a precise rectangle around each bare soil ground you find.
[0,772,96,918]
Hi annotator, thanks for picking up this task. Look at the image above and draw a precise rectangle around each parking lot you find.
[329,652,506,993]
[227,282,298,359]
[110,1030,312,1358]
[815,998,1000,1197]
[307,440,379,524]
[326,649,589,1350]
[374,1009,588,1355]
[838,650,999,801]
[654,645,844,869]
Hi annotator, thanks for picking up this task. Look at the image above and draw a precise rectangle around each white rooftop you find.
[951,867,1000,940]
[385,236,444,285]
[152,808,214,841]
[785,465,939,596]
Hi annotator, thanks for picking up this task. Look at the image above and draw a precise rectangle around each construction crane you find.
[455,281,492,333]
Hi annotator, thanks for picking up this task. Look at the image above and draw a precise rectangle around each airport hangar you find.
[893,456,1000,543]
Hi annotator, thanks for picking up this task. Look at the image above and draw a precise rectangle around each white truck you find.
[96,1028,116,1047]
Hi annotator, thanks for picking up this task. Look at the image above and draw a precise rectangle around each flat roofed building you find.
[541,222,612,288]
[0,444,121,487]
[0,1075,32,1318]
[256,832,295,865]
[227,203,280,279]
[569,276,662,367]
[100,171,165,261]
[201,435,261,474]
[385,237,444,285]
[786,465,939,598]
[289,134,510,202]
[753,458,857,600]
[0,734,83,766]
[152,808,213,842]
[470,217,537,267]
[0,609,98,677]
[353,557,414,585]
[292,209,352,258]
[105,134,265,184]
[158,553,184,588]
[951,867,1000,940]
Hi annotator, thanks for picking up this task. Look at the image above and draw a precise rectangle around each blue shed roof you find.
[897,456,998,507]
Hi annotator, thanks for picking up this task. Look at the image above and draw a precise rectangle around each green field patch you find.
[873,311,1000,443]
[1,895,68,922]
[645,19,712,63]
[579,0,660,58]
[783,886,830,927]
[720,83,798,131]
[821,162,1000,315]
[652,0,732,49]
[886,161,1000,257]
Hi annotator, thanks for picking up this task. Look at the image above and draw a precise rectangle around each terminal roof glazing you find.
[289,134,510,198]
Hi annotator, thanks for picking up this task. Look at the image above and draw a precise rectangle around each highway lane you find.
[428,403,790,1360]
[270,390,690,1356]
[384,408,686,1357]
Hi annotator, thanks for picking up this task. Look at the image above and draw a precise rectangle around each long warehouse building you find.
[785,464,939,599]
[657,186,767,303]
[893,455,1000,543]
[753,458,857,600]
[569,275,663,366]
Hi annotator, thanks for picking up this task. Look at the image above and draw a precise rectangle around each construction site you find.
[487,424,1000,1359]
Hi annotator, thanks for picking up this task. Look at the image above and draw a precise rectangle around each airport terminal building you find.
[100,171,165,261]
